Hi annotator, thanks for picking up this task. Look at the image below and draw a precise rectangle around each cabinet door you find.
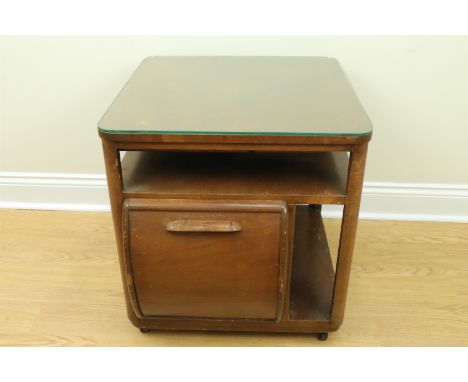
[123,199,288,321]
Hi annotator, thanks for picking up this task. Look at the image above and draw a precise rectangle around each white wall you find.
[1,36,468,220]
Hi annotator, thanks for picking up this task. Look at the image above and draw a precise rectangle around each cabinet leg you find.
[318,332,328,341]
[331,143,368,328]
[140,328,150,333]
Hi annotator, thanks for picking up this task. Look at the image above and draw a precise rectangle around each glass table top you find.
[98,56,372,137]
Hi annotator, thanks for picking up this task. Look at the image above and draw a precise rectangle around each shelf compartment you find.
[289,205,335,321]
[121,151,348,204]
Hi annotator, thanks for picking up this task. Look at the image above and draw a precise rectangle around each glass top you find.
[98,56,372,137]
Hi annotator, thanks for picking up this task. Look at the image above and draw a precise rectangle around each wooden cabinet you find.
[98,57,372,340]
[123,199,288,320]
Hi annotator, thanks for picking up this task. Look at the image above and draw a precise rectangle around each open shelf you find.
[289,205,335,321]
[121,151,348,204]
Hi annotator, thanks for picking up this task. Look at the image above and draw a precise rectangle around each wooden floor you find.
[0,209,467,346]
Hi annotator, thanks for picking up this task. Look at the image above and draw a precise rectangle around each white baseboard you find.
[322,182,468,223]
[0,172,110,212]
[1,172,467,223]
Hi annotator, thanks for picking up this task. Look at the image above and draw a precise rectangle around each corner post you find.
[330,142,368,329]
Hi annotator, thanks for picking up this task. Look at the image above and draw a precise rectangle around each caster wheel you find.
[318,332,328,341]
[140,328,150,333]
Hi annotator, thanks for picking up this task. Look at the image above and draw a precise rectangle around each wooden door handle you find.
[165,220,242,233]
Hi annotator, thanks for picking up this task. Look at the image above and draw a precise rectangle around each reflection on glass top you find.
[98,56,373,136]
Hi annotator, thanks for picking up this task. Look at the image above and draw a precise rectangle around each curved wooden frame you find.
[101,136,369,334]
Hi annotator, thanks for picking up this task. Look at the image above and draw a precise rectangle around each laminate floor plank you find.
[0,209,467,346]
